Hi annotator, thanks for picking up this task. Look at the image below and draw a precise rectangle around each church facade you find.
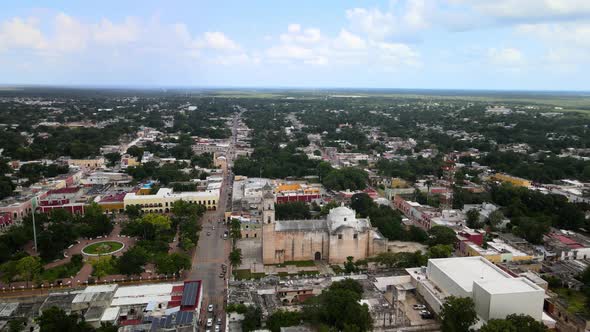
[261,184,388,264]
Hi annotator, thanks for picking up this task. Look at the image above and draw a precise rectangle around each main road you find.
[186,109,243,326]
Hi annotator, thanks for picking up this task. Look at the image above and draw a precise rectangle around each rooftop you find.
[428,256,513,293]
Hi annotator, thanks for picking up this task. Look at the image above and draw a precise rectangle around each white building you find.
[407,256,545,325]
[124,188,220,212]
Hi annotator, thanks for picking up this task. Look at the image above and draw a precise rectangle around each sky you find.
[0,0,589,90]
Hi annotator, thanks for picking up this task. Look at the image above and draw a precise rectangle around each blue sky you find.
[1,0,589,90]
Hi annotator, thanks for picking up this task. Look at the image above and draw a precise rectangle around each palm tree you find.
[229,248,242,268]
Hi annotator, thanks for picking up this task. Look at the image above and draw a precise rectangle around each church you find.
[261,184,388,264]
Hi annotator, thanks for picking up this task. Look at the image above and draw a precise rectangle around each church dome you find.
[327,206,357,232]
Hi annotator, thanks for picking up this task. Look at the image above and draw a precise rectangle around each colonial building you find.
[261,184,388,264]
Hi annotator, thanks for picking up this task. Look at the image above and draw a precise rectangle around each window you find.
[344,217,347,221]
[268,216,272,223]
[353,234,358,239]
[338,234,343,240]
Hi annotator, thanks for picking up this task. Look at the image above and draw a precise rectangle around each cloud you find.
[264,24,420,68]
[334,29,366,50]
[473,0,590,22]
[487,47,524,66]
[0,17,47,51]
[93,17,140,45]
[346,7,396,40]
[200,31,240,51]
[280,26,321,44]
[345,1,430,41]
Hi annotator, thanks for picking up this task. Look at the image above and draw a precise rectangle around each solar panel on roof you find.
[178,311,194,325]
[181,282,198,306]
[164,315,173,328]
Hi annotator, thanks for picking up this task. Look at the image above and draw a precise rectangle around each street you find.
[186,109,242,328]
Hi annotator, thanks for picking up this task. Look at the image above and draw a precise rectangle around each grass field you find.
[272,260,317,268]
[82,241,124,255]
[233,269,265,280]
[41,257,84,282]
[555,288,590,318]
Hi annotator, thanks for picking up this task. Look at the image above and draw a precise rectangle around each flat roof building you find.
[408,256,545,325]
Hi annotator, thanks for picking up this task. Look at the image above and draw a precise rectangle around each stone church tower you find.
[262,183,277,264]
[261,183,275,225]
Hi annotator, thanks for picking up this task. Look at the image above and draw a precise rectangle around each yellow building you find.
[391,177,409,188]
[491,173,532,188]
[462,240,534,264]
[123,188,220,212]
[121,154,140,169]
[67,157,105,169]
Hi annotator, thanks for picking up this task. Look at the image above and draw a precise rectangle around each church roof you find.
[275,219,329,232]
[263,190,275,199]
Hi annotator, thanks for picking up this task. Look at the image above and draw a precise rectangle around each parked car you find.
[207,318,213,327]
[215,325,221,332]
[420,310,434,319]
[208,304,214,312]
[217,318,222,325]
[413,304,426,310]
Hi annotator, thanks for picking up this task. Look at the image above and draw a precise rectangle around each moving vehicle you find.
[412,304,426,310]
[207,318,213,327]
[208,304,214,312]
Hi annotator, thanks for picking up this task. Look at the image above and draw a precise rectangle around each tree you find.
[344,256,357,273]
[480,314,547,332]
[428,226,457,246]
[125,205,142,219]
[242,306,262,332]
[487,209,505,229]
[302,279,372,331]
[37,306,93,332]
[229,248,242,268]
[104,152,121,167]
[275,201,311,220]
[428,244,453,258]
[230,218,241,240]
[155,253,191,275]
[117,247,148,276]
[16,256,41,287]
[0,260,18,286]
[439,296,478,332]
[91,257,117,280]
[466,209,481,229]
[350,193,374,218]
[8,318,26,332]
[266,310,302,332]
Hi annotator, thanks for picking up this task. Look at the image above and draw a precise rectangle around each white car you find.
[215,325,221,332]
[207,318,213,327]
[208,304,214,312]
[413,304,426,310]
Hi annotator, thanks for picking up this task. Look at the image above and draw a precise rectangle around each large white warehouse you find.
[407,256,545,323]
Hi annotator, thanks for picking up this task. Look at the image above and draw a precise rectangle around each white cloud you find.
[264,24,420,68]
[345,1,431,41]
[280,27,321,44]
[53,13,89,52]
[200,31,240,51]
[93,17,140,45]
[334,29,366,50]
[287,23,301,33]
[473,0,590,21]
[487,47,524,66]
[0,17,47,51]
[346,7,396,40]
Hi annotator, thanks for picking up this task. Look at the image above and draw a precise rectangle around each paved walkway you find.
[1,223,137,290]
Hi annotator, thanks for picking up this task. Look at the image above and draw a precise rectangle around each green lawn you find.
[82,241,124,255]
[233,269,265,280]
[41,257,84,282]
[331,265,344,274]
[555,288,590,318]
[272,260,316,268]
